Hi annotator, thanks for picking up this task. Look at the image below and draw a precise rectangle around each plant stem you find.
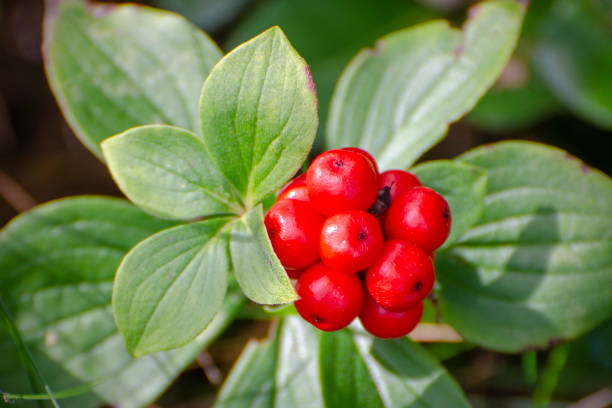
[522,350,538,386]
[0,295,59,408]
[532,343,570,408]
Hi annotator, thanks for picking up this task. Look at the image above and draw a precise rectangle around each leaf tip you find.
[364,39,385,56]
[304,65,317,96]
[515,0,530,8]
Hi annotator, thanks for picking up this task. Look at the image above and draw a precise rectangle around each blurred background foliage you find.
[1,0,611,407]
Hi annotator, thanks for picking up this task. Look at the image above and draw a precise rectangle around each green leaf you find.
[411,160,488,248]
[216,317,471,408]
[533,0,612,129]
[351,332,471,408]
[112,217,233,357]
[319,330,383,408]
[153,0,251,32]
[438,141,612,352]
[229,206,297,304]
[0,197,243,407]
[224,0,436,152]
[101,125,243,219]
[326,0,526,170]
[215,317,322,408]
[199,26,318,207]
[43,0,222,159]
[0,296,59,408]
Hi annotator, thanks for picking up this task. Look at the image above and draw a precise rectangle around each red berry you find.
[384,187,451,252]
[359,292,423,338]
[319,210,383,274]
[277,173,309,202]
[379,170,421,202]
[306,149,378,216]
[342,147,379,175]
[366,240,434,312]
[265,200,324,269]
[285,268,304,279]
[295,262,363,331]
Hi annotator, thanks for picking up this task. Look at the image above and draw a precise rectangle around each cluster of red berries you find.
[265,148,451,338]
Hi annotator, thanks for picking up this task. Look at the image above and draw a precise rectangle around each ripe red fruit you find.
[277,173,309,202]
[285,268,304,279]
[265,199,324,269]
[342,147,379,175]
[319,210,383,274]
[306,149,379,216]
[359,292,423,338]
[384,186,451,252]
[366,240,434,312]
[295,262,363,331]
[379,170,421,202]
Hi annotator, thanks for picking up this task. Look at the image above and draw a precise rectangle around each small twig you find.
[0,169,37,212]
[408,323,463,343]
[196,351,223,386]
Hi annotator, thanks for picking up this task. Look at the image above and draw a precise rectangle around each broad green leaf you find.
[229,206,296,304]
[411,160,488,248]
[326,0,526,170]
[153,0,251,32]
[112,217,233,357]
[216,317,471,408]
[533,0,612,129]
[352,331,471,408]
[43,0,222,159]
[438,142,612,352]
[101,125,243,220]
[319,330,383,408]
[216,317,322,408]
[0,197,243,407]
[199,26,318,207]
[215,337,278,408]
[224,0,436,151]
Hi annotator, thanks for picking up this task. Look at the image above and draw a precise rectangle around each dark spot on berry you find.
[313,316,323,323]
[333,159,343,168]
[443,207,450,220]
[269,228,276,237]
[414,281,423,291]
[358,231,367,240]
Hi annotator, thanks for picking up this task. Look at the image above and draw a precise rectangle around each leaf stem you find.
[1,381,98,402]
[0,295,60,408]
[532,343,569,408]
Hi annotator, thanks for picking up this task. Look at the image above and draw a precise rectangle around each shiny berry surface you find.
[359,292,423,338]
[295,262,363,331]
[366,240,434,312]
[384,186,451,252]
[264,199,324,269]
[306,149,378,216]
[379,170,421,202]
[319,210,383,274]
[342,147,379,175]
[277,173,309,202]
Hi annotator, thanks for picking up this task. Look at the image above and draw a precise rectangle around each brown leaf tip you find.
[304,65,316,93]
[88,3,117,18]
[365,40,385,56]
[581,163,591,174]
[516,0,530,8]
